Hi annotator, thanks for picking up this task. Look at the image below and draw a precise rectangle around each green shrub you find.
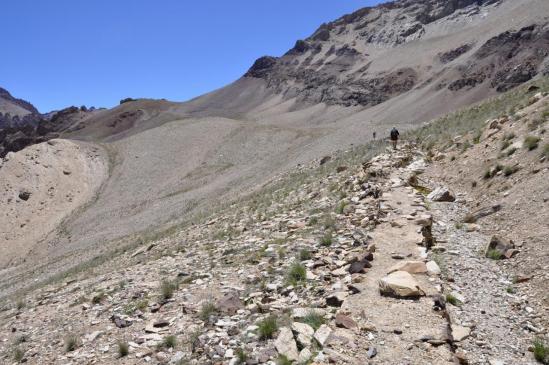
[301,311,326,330]
[276,355,293,365]
[320,231,333,247]
[307,216,319,226]
[199,302,218,322]
[287,262,307,286]
[258,316,278,340]
[322,215,336,230]
[160,279,178,300]
[501,140,511,151]
[12,347,24,362]
[64,334,80,352]
[506,147,517,156]
[541,144,549,159]
[118,341,129,357]
[161,335,177,349]
[445,294,462,306]
[503,132,516,141]
[16,299,25,311]
[299,249,312,261]
[91,291,105,304]
[524,135,541,151]
[486,249,503,260]
[236,348,247,364]
[503,165,519,176]
[335,201,347,214]
[533,338,548,364]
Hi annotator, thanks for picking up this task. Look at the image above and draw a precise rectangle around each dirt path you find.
[342,162,454,364]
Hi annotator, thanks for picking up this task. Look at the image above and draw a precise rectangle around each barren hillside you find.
[0,80,547,364]
[1,0,549,330]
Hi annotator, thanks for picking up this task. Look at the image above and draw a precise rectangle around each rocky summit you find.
[1,0,549,364]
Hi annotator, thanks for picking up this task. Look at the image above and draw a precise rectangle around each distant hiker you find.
[373,131,377,140]
[390,127,400,150]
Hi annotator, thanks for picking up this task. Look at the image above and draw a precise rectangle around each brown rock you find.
[335,314,357,329]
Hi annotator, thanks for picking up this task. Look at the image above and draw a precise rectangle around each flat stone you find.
[452,325,471,342]
[426,261,441,275]
[274,327,299,361]
[335,314,357,329]
[379,271,426,298]
[314,324,332,346]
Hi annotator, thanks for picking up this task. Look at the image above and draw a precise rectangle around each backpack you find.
[390,129,399,139]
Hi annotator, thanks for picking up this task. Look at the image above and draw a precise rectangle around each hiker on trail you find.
[390,127,400,150]
[373,131,376,140]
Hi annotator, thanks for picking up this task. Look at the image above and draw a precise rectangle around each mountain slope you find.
[1,0,549,296]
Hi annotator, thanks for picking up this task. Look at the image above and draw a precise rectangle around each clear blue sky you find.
[2,0,381,113]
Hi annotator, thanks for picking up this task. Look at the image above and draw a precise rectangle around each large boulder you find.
[379,271,425,298]
[427,187,456,202]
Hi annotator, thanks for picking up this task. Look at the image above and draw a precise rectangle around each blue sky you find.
[2,0,381,112]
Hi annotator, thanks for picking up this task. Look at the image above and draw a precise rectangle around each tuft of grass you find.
[276,355,293,365]
[299,249,312,261]
[486,249,503,260]
[286,262,307,286]
[301,311,326,331]
[503,132,516,141]
[462,213,477,224]
[501,140,512,151]
[160,335,177,349]
[12,347,24,362]
[533,338,549,364]
[16,299,25,311]
[503,165,519,176]
[257,315,278,340]
[160,279,178,300]
[524,135,541,151]
[307,216,319,226]
[14,335,28,345]
[335,201,348,214]
[446,294,462,307]
[320,231,333,247]
[541,144,549,159]
[117,341,129,357]
[91,291,105,304]
[322,214,336,230]
[506,286,516,294]
[506,147,517,156]
[64,334,80,353]
[199,302,218,322]
[454,222,464,230]
[235,348,248,364]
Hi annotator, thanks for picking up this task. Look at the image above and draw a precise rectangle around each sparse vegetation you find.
[506,147,517,156]
[91,290,105,304]
[506,286,516,294]
[462,213,477,224]
[503,132,516,141]
[320,231,333,246]
[503,165,519,176]
[301,311,326,330]
[454,222,464,230]
[335,200,348,214]
[199,301,218,322]
[286,262,307,286]
[541,143,549,159]
[486,249,503,260]
[501,139,511,151]
[117,341,129,357]
[533,337,549,364]
[299,248,312,261]
[276,355,293,365]
[160,335,177,349]
[258,315,278,340]
[446,293,462,306]
[16,299,25,311]
[235,348,248,364]
[524,135,541,151]
[160,279,178,300]
[12,346,24,362]
[64,334,80,352]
